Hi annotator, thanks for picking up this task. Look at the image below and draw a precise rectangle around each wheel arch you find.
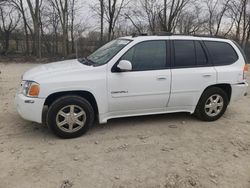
[199,84,232,104]
[44,90,99,116]
[194,84,231,121]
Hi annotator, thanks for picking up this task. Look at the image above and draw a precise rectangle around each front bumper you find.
[15,94,45,123]
[231,82,248,101]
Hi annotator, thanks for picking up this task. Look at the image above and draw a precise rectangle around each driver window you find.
[120,41,167,71]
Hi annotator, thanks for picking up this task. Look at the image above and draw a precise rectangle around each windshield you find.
[86,39,131,66]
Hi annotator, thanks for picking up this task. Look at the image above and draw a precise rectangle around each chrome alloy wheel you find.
[56,105,86,133]
[204,94,224,117]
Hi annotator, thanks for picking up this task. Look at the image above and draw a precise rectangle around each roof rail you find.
[157,32,227,39]
[130,32,227,39]
[131,33,148,37]
[157,32,173,36]
[192,34,227,39]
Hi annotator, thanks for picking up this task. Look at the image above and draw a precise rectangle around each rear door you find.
[168,39,217,111]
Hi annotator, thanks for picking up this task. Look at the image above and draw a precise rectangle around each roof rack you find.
[131,33,148,37]
[157,31,173,36]
[158,31,227,39]
[192,34,227,39]
[131,32,227,39]
[157,32,227,39]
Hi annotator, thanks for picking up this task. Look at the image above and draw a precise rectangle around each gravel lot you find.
[0,62,250,188]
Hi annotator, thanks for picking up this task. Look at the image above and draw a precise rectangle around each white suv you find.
[15,35,248,138]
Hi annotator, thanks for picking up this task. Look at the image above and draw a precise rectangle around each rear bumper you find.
[231,82,248,101]
[15,94,45,123]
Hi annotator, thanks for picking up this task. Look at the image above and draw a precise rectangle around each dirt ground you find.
[0,62,250,188]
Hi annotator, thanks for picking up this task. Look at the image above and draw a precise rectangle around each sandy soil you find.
[0,62,250,188]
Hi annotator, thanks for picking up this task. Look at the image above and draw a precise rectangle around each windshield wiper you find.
[78,57,95,66]
[85,57,97,66]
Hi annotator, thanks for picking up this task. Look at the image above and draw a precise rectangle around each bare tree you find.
[159,0,191,32]
[204,0,231,36]
[26,0,43,58]
[49,0,69,56]
[124,11,146,34]
[0,4,20,54]
[0,0,249,58]
[240,0,250,48]
[104,0,129,41]
[69,0,76,53]
[90,0,105,45]
[177,5,206,34]
[10,0,32,55]
[215,0,231,36]
[139,0,191,33]
[46,5,60,55]
[228,0,244,40]
[99,0,104,44]
[140,0,160,33]
[227,0,249,48]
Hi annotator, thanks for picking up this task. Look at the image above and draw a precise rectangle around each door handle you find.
[157,76,167,80]
[202,74,212,77]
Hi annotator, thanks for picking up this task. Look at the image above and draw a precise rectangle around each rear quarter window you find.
[232,40,248,64]
[204,41,238,65]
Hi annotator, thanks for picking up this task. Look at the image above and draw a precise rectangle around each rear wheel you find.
[47,95,94,138]
[195,87,229,121]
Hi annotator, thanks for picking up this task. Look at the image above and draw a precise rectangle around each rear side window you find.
[204,41,238,65]
[195,41,208,66]
[173,40,208,68]
[174,40,196,67]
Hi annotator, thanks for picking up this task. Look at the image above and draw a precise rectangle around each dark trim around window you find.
[171,40,214,69]
[202,40,239,66]
[111,40,170,73]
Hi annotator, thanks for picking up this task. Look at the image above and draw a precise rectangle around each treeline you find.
[0,0,250,59]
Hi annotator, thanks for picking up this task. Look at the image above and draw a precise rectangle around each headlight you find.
[20,81,40,98]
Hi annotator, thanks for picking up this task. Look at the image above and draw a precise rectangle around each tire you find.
[195,87,229,121]
[47,95,94,138]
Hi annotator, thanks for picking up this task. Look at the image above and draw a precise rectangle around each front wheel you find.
[195,87,229,121]
[47,95,94,138]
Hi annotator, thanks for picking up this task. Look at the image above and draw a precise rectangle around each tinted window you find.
[174,40,196,67]
[121,41,167,71]
[204,41,238,65]
[195,41,208,65]
[232,40,248,63]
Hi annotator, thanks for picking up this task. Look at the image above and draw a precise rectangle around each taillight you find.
[243,64,248,80]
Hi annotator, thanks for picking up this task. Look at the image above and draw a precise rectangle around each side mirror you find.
[117,60,132,72]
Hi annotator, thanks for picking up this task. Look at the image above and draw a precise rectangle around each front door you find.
[108,40,171,115]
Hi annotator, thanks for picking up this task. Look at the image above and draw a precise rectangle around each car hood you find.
[22,59,95,82]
